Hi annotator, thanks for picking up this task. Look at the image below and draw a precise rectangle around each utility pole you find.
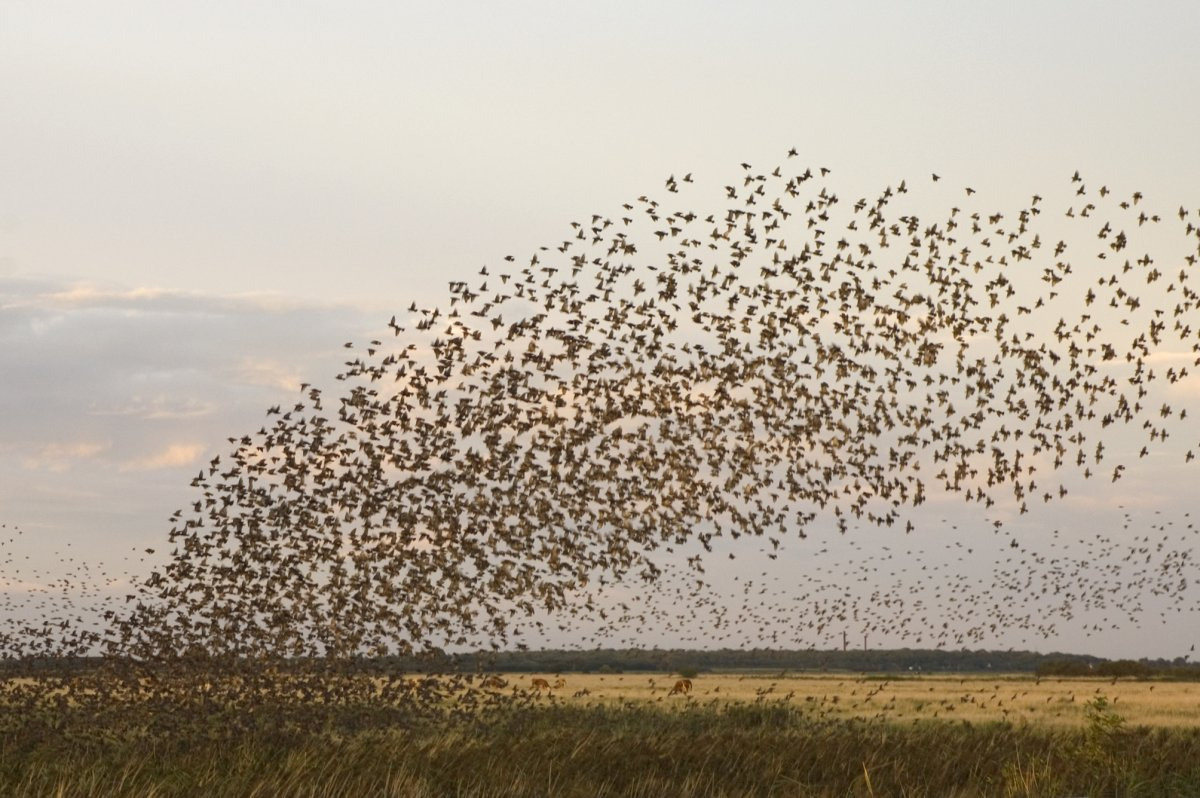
[842,630,848,652]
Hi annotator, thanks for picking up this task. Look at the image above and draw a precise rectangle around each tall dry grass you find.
[501,671,1200,726]
[3,701,1199,797]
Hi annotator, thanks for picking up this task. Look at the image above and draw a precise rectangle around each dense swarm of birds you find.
[2,154,1199,740]
[558,509,1199,651]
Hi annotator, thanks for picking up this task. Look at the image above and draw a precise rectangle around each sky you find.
[2,1,1199,659]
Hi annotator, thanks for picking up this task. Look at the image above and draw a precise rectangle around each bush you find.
[1036,659,1093,677]
[1096,660,1153,678]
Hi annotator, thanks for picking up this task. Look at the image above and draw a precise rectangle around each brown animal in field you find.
[530,677,551,692]
[668,678,693,696]
[553,677,566,689]
[480,675,507,689]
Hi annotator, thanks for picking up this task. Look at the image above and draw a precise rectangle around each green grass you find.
[4,702,1200,797]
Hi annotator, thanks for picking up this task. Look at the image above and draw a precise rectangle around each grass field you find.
[505,671,1200,726]
[3,671,1199,796]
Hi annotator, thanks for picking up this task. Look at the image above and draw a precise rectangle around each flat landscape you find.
[7,6,1200,796]
[5,668,1200,797]
[504,671,1200,726]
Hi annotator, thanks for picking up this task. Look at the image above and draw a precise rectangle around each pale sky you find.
[2,1,1199,659]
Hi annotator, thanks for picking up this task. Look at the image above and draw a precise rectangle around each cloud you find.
[234,357,303,392]
[120,443,206,472]
[0,275,338,307]
[1168,373,1200,399]
[88,395,216,420]
[0,274,379,433]
[0,274,383,580]
[1144,350,1200,367]
[43,284,170,307]
[8,279,357,317]
[21,441,108,472]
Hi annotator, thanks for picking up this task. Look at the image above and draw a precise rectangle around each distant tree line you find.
[452,647,1098,675]
[9,649,1200,679]
[1035,658,1200,680]
[460,648,1200,679]
[447,647,1061,674]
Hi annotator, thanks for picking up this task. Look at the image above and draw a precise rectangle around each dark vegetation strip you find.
[14,647,1200,678]
[3,704,1198,797]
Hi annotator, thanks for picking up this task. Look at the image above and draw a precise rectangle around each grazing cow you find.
[668,678,693,696]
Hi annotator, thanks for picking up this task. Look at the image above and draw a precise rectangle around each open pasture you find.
[508,671,1200,727]
[8,668,1198,728]
[4,669,1200,796]
[4,694,1200,797]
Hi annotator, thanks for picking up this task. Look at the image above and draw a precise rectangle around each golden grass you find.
[9,669,1199,727]
[5,671,1200,796]
[504,671,1200,727]
[6,699,1200,797]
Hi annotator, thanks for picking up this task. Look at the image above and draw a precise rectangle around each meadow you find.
[4,671,1200,797]
[510,671,1200,727]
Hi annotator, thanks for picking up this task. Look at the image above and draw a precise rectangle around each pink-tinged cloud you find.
[120,443,205,472]
[1167,373,1200,400]
[87,396,216,420]
[234,357,303,392]
[21,442,107,472]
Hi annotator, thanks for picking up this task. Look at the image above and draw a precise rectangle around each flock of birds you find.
[548,509,1199,652]
[2,152,1199,737]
